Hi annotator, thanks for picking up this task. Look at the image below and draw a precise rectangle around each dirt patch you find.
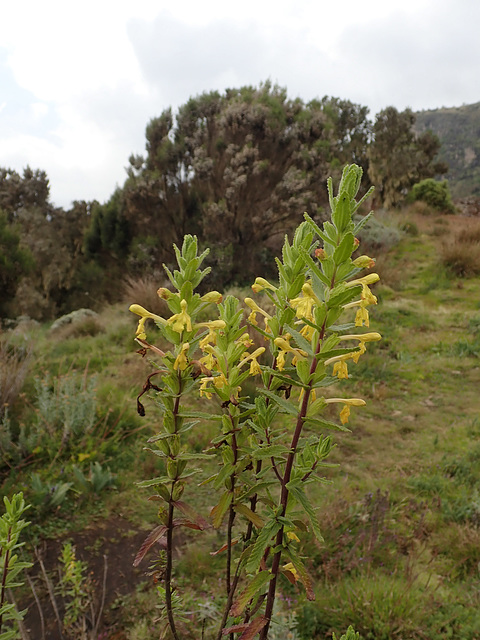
[21,516,154,640]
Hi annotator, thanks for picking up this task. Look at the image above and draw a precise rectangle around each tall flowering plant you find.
[129,164,380,639]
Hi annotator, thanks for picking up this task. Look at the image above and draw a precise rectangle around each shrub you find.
[408,179,456,213]
[441,235,480,276]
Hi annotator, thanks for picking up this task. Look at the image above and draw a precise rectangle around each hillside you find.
[415,102,480,198]
[2,202,480,639]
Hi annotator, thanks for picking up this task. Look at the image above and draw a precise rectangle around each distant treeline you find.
[0,83,447,320]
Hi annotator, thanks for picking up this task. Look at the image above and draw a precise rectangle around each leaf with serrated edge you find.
[229,571,272,616]
[261,389,298,416]
[237,616,268,640]
[133,525,167,566]
[173,501,210,530]
[287,482,324,543]
[234,503,265,528]
[246,521,282,573]
[284,550,315,600]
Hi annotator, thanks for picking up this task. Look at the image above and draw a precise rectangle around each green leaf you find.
[211,491,233,529]
[286,481,324,542]
[304,212,336,246]
[177,410,221,420]
[261,389,299,416]
[246,521,282,573]
[234,503,265,528]
[284,324,314,355]
[302,415,351,432]
[230,572,272,616]
[136,476,172,488]
[333,232,355,265]
[252,444,291,460]
[262,368,308,389]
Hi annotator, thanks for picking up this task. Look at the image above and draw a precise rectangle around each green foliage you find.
[84,189,130,263]
[0,493,32,639]
[72,462,116,495]
[34,371,97,448]
[408,178,455,213]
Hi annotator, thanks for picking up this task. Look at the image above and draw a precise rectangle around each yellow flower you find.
[167,299,192,334]
[352,342,366,364]
[249,358,262,376]
[325,397,366,424]
[346,273,380,287]
[341,332,381,343]
[213,373,228,389]
[300,324,315,341]
[199,352,216,370]
[129,304,166,340]
[274,335,307,371]
[289,282,319,322]
[340,404,351,424]
[333,360,349,379]
[287,531,300,542]
[355,306,370,327]
[282,563,299,581]
[173,343,190,371]
[199,378,213,399]
[236,333,254,348]
[196,320,226,349]
[361,284,377,306]
[251,277,277,293]
[245,298,272,320]
[238,347,265,370]
[277,349,286,371]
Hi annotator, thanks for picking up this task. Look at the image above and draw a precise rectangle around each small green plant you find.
[0,493,32,639]
[73,462,116,495]
[59,542,89,635]
[29,473,73,517]
[128,165,381,638]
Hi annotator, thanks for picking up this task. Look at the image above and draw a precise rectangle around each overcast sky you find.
[0,0,478,209]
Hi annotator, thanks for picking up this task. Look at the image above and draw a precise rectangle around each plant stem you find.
[165,498,180,640]
[260,322,327,640]
[164,372,183,640]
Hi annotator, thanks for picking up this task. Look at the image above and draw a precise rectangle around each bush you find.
[408,179,456,213]
[0,336,32,419]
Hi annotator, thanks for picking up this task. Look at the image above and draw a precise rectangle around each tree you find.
[368,107,447,208]
[0,211,33,317]
[122,83,371,286]
[0,166,50,219]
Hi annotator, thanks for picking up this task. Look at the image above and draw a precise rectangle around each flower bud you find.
[353,255,376,269]
[157,287,174,300]
[201,291,223,303]
[315,248,326,260]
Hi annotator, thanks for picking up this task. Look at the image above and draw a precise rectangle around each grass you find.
[2,209,480,638]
